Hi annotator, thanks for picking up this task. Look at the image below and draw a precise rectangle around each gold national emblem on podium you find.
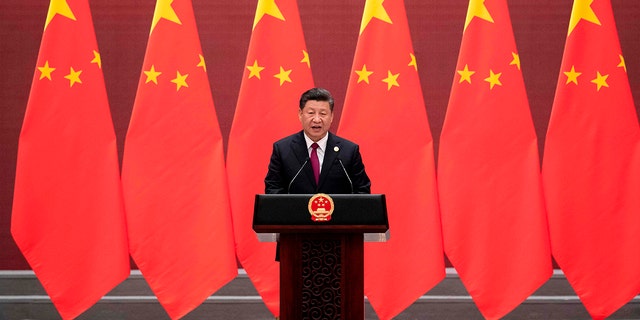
[308,193,334,222]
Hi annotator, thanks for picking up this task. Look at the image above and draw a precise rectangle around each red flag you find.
[542,0,640,318]
[437,0,552,318]
[226,0,314,316]
[11,0,129,318]
[337,1,444,318]
[121,0,237,318]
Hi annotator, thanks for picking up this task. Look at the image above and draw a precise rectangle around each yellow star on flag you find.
[144,65,162,84]
[568,0,601,36]
[484,69,502,89]
[38,61,56,81]
[464,0,494,31]
[197,54,207,72]
[408,53,418,71]
[247,60,265,79]
[170,71,189,91]
[45,0,76,30]
[618,55,627,73]
[64,67,82,87]
[151,0,182,34]
[457,64,475,84]
[382,70,399,90]
[274,66,292,86]
[360,0,393,35]
[300,50,311,68]
[510,52,521,70]
[91,50,102,69]
[590,71,609,91]
[355,65,374,84]
[563,65,581,85]
[253,0,285,30]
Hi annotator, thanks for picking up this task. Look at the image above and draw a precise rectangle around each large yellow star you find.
[38,61,56,81]
[45,0,76,30]
[457,64,475,84]
[170,71,189,91]
[274,66,292,86]
[247,60,265,79]
[197,54,207,72]
[151,0,182,34]
[300,50,311,68]
[590,71,608,91]
[484,69,502,90]
[563,65,581,85]
[568,0,600,36]
[618,55,627,73]
[91,50,102,69]
[144,65,162,84]
[510,52,520,70]
[360,0,393,35]
[64,67,82,87]
[464,0,494,32]
[253,0,285,30]
[408,53,418,71]
[355,64,374,84]
[382,70,399,90]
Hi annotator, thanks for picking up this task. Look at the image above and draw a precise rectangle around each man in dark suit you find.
[265,87,371,194]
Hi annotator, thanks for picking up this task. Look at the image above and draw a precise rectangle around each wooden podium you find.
[253,194,388,320]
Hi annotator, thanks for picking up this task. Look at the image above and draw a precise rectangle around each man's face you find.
[299,100,333,142]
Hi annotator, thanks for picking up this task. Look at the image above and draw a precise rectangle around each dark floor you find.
[1,269,639,319]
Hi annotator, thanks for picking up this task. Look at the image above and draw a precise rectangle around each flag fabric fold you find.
[542,0,640,318]
[437,0,552,318]
[337,1,444,318]
[226,0,314,316]
[11,0,129,318]
[121,0,237,318]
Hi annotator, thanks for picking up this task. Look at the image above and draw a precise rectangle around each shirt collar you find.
[304,133,328,151]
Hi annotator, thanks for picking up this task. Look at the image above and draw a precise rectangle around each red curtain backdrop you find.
[121,0,237,318]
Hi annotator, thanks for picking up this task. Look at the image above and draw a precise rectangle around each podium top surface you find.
[253,194,388,233]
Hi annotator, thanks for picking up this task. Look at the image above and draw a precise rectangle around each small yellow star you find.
[360,0,393,35]
[91,50,102,69]
[197,54,207,72]
[510,52,520,70]
[484,69,502,90]
[408,53,418,71]
[300,50,311,68]
[618,55,627,73]
[151,0,182,34]
[247,60,265,79]
[355,64,374,84]
[253,0,285,30]
[457,64,475,84]
[38,61,56,81]
[590,71,609,91]
[170,71,189,91]
[274,66,292,86]
[382,70,399,90]
[563,65,581,85]
[64,67,82,87]
[464,0,494,31]
[45,0,76,30]
[144,65,162,84]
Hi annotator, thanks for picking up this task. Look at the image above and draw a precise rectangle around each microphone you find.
[288,158,309,194]
[337,158,354,194]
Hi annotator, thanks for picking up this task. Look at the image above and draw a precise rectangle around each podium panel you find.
[253,194,388,320]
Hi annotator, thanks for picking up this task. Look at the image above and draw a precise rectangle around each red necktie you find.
[310,143,320,184]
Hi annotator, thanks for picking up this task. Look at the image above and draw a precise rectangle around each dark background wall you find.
[1,0,639,269]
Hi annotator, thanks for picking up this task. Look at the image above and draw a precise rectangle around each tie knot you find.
[311,143,319,150]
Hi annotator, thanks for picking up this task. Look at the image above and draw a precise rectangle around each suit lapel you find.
[291,131,316,187]
[319,133,340,189]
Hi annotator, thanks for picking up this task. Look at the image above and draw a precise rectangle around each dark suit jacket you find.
[265,131,371,194]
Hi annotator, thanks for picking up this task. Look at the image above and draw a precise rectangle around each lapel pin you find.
[334,146,339,152]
